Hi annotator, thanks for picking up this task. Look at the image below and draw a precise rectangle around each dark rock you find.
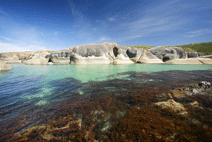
[149,46,186,62]
[148,46,168,59]
[187,52,199,58]
[198,81,211,89]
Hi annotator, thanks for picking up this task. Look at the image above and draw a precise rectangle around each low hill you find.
[128,41,212,55]
[177,41,212,55]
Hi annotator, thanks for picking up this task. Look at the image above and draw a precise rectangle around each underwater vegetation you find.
[1,71,212,141]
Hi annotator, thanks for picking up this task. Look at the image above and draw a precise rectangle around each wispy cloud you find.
[0,43,47,53]
[108,17,115,22]
[185,28,212,38]
[0,7,10,16]
[112,0,189,42]
[53,31,58,36]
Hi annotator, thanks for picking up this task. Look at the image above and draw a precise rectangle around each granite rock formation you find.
[148,46,186,62]
[23,51,52,65]
[0,52,35,63]
[0,60,11,71]
[69,44,112,65]
[49,49,73,64]
[67,43,163,65]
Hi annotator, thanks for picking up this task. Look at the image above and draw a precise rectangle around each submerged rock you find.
[0,60,11,71]
[198,81,211,89]
[155,99,187,115]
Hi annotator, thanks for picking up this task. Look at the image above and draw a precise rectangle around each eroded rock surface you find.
[148,46,186,62]
[23,51,51,65]
[0,60,11,71]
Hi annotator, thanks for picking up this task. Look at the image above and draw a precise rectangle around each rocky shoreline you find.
[0,43,212,71]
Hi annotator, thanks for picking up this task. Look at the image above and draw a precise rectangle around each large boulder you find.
[148,46,186,62]
[23,51,50,65]
[148,46,168,59]
[0,52,23,63]
[187,52,199,58]
[50,49,73,64]
[0,51,51,64]
[69,43,135,65]
[112,45,134,64]
[0,60,11,71]
[23,58,49,65]
[70,44,112,65]
[127,48,163,64]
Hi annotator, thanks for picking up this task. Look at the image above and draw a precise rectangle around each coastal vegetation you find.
[129,41,212,54]
[178,41,212,55]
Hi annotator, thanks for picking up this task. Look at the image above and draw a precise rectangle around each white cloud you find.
[0,43,47,53]
[108,18,115,22]
[185,28,212,38]
[111,0,189,42]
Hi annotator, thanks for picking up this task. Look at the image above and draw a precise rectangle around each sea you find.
[1,64,212,134]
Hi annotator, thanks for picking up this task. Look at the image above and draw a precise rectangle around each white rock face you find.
[197,58,212,65]
[23,52,50,65]
[23,58,49,65]
[164,59,202,64]
[0,60,11,71]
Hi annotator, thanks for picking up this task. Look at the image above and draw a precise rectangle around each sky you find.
[0,0,212,52]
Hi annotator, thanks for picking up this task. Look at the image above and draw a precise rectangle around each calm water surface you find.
[0,64,212,131]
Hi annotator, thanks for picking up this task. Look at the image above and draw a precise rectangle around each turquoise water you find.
[0,64,212,131]
[2,64,212,83]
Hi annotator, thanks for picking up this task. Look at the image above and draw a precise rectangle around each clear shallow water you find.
[0,64,212,131]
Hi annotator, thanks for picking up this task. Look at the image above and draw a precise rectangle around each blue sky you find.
[0,0,212,52]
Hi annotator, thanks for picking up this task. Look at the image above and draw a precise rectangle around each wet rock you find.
[190,101,200,107]
[170,89,186,98]
[192,88,200,94]
[198,81,211,89]
[155,93,173,101]
[155,99,187,115]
